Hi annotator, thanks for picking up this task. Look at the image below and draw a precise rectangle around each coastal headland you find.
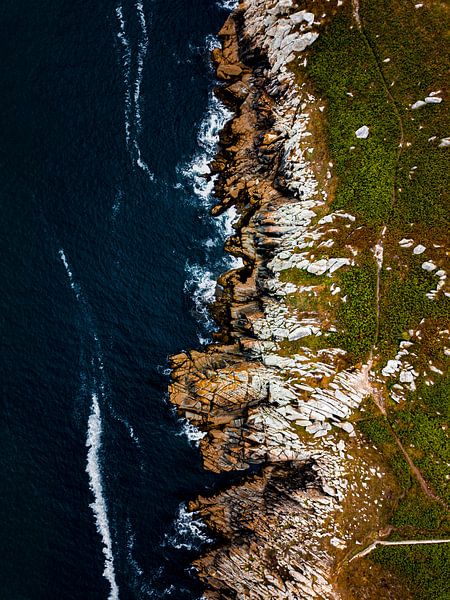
[170,1,449,597]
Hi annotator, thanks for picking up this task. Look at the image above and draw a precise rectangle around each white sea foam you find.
[119,417,140,446]
[134,1,149,131]
[115,3,154,180]
[163,504,212,551]
[59,249,118,600]
[216,0,238,10]
[59,248,82,300]
[116,5,132,148]
[180,90,241,340]
[181,92,233,206]
[86,393,120,600]
[135,145,155,180]
[205,33,220,53]
[127,529,144,578]
[177,417,207,446]
[184,263,217,334]
[112,189,123,220]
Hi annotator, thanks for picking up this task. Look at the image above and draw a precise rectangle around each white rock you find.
[355,125,369,139]
[422,261,437,272]
[310,410,326,422]
[307,259,328,275]
[330,537,346,549]
[290,10,314,25]
[329,258,351,273]
[306,422,323,435]
[382,359,401,376]
[411,100,427,109]
[314,427,330,438]
[292,32,319,52]
[338,422,354,434]
[263,355,296,369]
[400,370,414,383]
[425,96,442,104]
[439,137,450,147]
[399,238,414,248]
[322,484,337,497]
[413,244,426,254]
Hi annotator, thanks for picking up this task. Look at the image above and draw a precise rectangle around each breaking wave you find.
[216,0,238,11]
[163,504,212,551]
[116,4,132,148]
[184,263,217,329]
[135,1,149,131]
[177,417,207,446]
[181,92,233,206]
[180,84,244,341]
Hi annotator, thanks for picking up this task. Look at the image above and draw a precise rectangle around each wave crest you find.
[163,504,212,551]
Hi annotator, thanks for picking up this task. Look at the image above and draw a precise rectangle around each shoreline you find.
[169,0,449,598]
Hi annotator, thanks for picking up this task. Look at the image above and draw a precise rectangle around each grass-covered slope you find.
[286,0,449,596]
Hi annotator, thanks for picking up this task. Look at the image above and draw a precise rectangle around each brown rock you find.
[216,63,243,80]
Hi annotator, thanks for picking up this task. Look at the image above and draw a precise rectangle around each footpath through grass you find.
[288,0,449,597]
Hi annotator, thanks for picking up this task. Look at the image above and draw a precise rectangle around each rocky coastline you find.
[169,0,447,598]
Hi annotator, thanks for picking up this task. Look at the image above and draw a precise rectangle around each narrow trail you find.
[354,0,406,350]
[350,537,450,562]
[389,422,446,506]
[353,0,446,509]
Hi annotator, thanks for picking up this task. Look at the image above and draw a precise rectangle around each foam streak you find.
[59,249,119,600]
[86,393,120,600]
[115,2,154,180]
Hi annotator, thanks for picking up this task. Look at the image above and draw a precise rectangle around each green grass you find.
[391,375,450,505]
[303,8,399,226]
[330,255,377,360]
[357,414,448,534]
[371,544,450,600]
[360,0,450,230]
[357,416,412,490]
[296,0,449,364]
[390,488,447,532]
[289,1,450,596]
[278,268,327,286]
[378,262,450,358]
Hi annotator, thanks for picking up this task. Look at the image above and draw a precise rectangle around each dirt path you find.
[351,537,450,561]
[357,2,446,509]
[389,423,447,506]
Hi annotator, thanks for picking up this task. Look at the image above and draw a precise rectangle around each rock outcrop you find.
[169,1,399,598]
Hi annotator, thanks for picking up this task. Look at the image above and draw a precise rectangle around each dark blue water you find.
[0,1,236,598]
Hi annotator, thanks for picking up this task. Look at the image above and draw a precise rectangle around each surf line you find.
[115,2,154,180]
[59,249,120,600]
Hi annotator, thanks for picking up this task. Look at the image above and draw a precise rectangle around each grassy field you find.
[286,0,449,596]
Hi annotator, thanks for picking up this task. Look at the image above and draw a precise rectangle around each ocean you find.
[0,1,237,598]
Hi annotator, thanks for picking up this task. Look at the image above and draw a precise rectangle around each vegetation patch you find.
[371,543,450,600]
[278,268,327,286]
[356,412,448,536]
[330,255,377,360]
[360,0,449,231]
[303,7,399,226]
[378,263,449,358]
[390,375,450,505]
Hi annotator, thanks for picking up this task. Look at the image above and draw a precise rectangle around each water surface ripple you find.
[0,0,235,598]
